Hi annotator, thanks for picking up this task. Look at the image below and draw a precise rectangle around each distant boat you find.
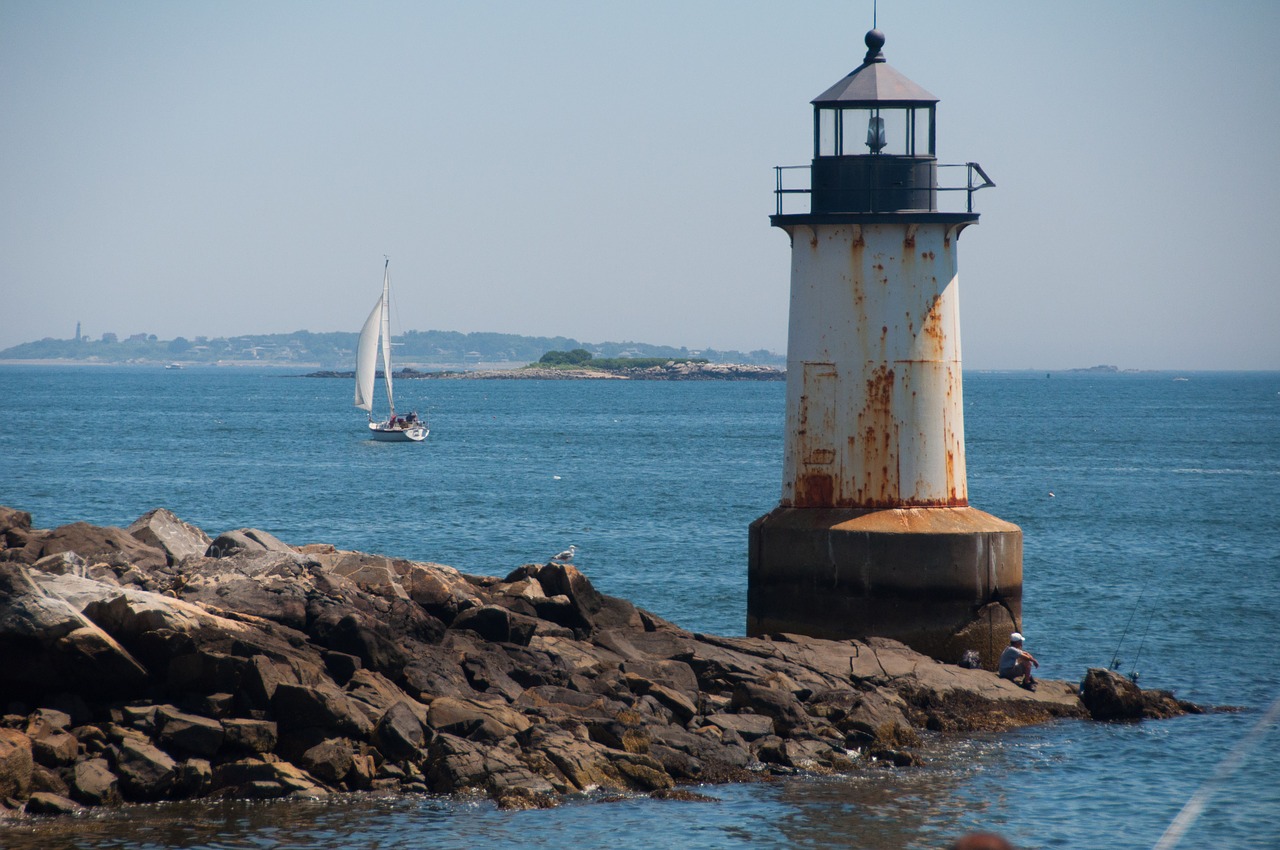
[165,363,184,370]
[353,259,428,442]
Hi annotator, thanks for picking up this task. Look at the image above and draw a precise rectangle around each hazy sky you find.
[3,1,1278,370]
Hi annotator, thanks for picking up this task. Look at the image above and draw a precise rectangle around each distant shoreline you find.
[303,364,787,381]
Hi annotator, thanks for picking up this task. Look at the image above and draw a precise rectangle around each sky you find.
[2,1,1278,371]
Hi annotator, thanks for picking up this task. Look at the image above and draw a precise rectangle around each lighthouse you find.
[747,28,1022,667]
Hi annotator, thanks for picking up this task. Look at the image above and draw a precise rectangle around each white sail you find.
[354,292,383,412]
[379,264,394,417]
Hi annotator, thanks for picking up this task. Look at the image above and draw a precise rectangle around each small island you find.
[305,350,784,381]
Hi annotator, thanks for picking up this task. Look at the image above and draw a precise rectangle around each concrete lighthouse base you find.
[747,506,1023,669]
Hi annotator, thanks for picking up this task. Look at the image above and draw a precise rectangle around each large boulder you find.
[374,701,428,762]
[220,718,278,754]
[111,738,178,801]
[0,564,151,702]
[211,757,327,799]
[299,737,355,785]
[529,562,642,634]
[155,706,225,758]
[127,509,212,565]
[1080,668,1146,720]
[1080,668,1201,721]
[1,507,42,562]
[205,528,293,558]
[0,729,34,800]
[70,758,121,806]
[271,682,374,739]
[37,521,167,571]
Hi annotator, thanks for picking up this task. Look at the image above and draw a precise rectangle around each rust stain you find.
[921,293,946,359]
[796,472,834,506]
[857,364,897,506]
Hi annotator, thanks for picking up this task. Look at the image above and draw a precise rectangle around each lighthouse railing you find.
[774,162,993,216]
[774,165,812,216]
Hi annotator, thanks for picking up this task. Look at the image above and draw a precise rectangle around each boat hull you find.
[368,422,427,440]
[368,422,427,442]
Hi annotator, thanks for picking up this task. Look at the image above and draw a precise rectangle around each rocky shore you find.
[0,506,1200,818]
[302,363,785,381]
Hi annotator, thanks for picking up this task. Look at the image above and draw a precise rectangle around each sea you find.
[0,365,1277,850]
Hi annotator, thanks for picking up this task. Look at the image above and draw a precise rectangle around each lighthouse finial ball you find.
[864,29,886,62]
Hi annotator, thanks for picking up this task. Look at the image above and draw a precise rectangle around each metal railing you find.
[773,161,995,216]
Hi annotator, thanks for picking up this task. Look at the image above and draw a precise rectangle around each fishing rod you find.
[1110,560,1156,672]
[1128,607,1158,683]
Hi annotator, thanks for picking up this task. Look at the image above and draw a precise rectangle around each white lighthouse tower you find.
[748,28,1022,667]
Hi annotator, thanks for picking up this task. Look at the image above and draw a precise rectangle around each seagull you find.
[552,544,576,563]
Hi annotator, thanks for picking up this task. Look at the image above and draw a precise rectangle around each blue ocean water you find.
[1,366,1277,849]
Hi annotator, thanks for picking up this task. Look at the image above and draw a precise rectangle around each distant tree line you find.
[1,330,784,367]
[537,349,710,370]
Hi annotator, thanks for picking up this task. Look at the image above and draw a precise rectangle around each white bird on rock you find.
[551,544,576,563]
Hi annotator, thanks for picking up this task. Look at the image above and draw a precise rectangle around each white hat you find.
[1010,632,1024,644]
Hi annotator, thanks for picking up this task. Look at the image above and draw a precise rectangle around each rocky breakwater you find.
[0,505,1199,817]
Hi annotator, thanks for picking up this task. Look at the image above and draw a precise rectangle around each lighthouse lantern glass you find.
[816,105,935,158]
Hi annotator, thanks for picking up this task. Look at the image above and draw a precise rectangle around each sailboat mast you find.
[379,257,395,419]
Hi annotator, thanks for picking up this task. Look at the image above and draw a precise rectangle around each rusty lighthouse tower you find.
[748,28,1022,666]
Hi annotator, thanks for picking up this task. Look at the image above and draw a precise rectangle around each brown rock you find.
[211,757,326,798]
[205,528,293,558]
[31,764,68,799]
[300,738,355,785]
[30,729,79,767]
[38,521,167,571]
[272,682,374,738]
[426,696,532,742]
[156,706,225,757]
[608,751,674,791]
[703,712,774,741]
[71,757,121,806]
[174,758,213,797]
[733,682,810,733]
[1081,668,1146,720]
[374,701,427,762]
[241,655,298,708]
[451,605,536,646]
[221,718,278,754]
[0,729,34,800]
[127,509,212,565]
[532,563,642,634]
[112,737,178,801]
[24,791,83,815]
[0,506,33,536]
[30,552,86,576]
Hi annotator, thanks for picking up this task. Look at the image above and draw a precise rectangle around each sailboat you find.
[354,258,428,442]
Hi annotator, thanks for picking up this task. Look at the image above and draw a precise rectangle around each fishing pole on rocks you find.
[1109,561,1156,675]
[1128,607,1158,683]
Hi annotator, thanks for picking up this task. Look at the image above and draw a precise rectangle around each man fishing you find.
[998,632,1039,691]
